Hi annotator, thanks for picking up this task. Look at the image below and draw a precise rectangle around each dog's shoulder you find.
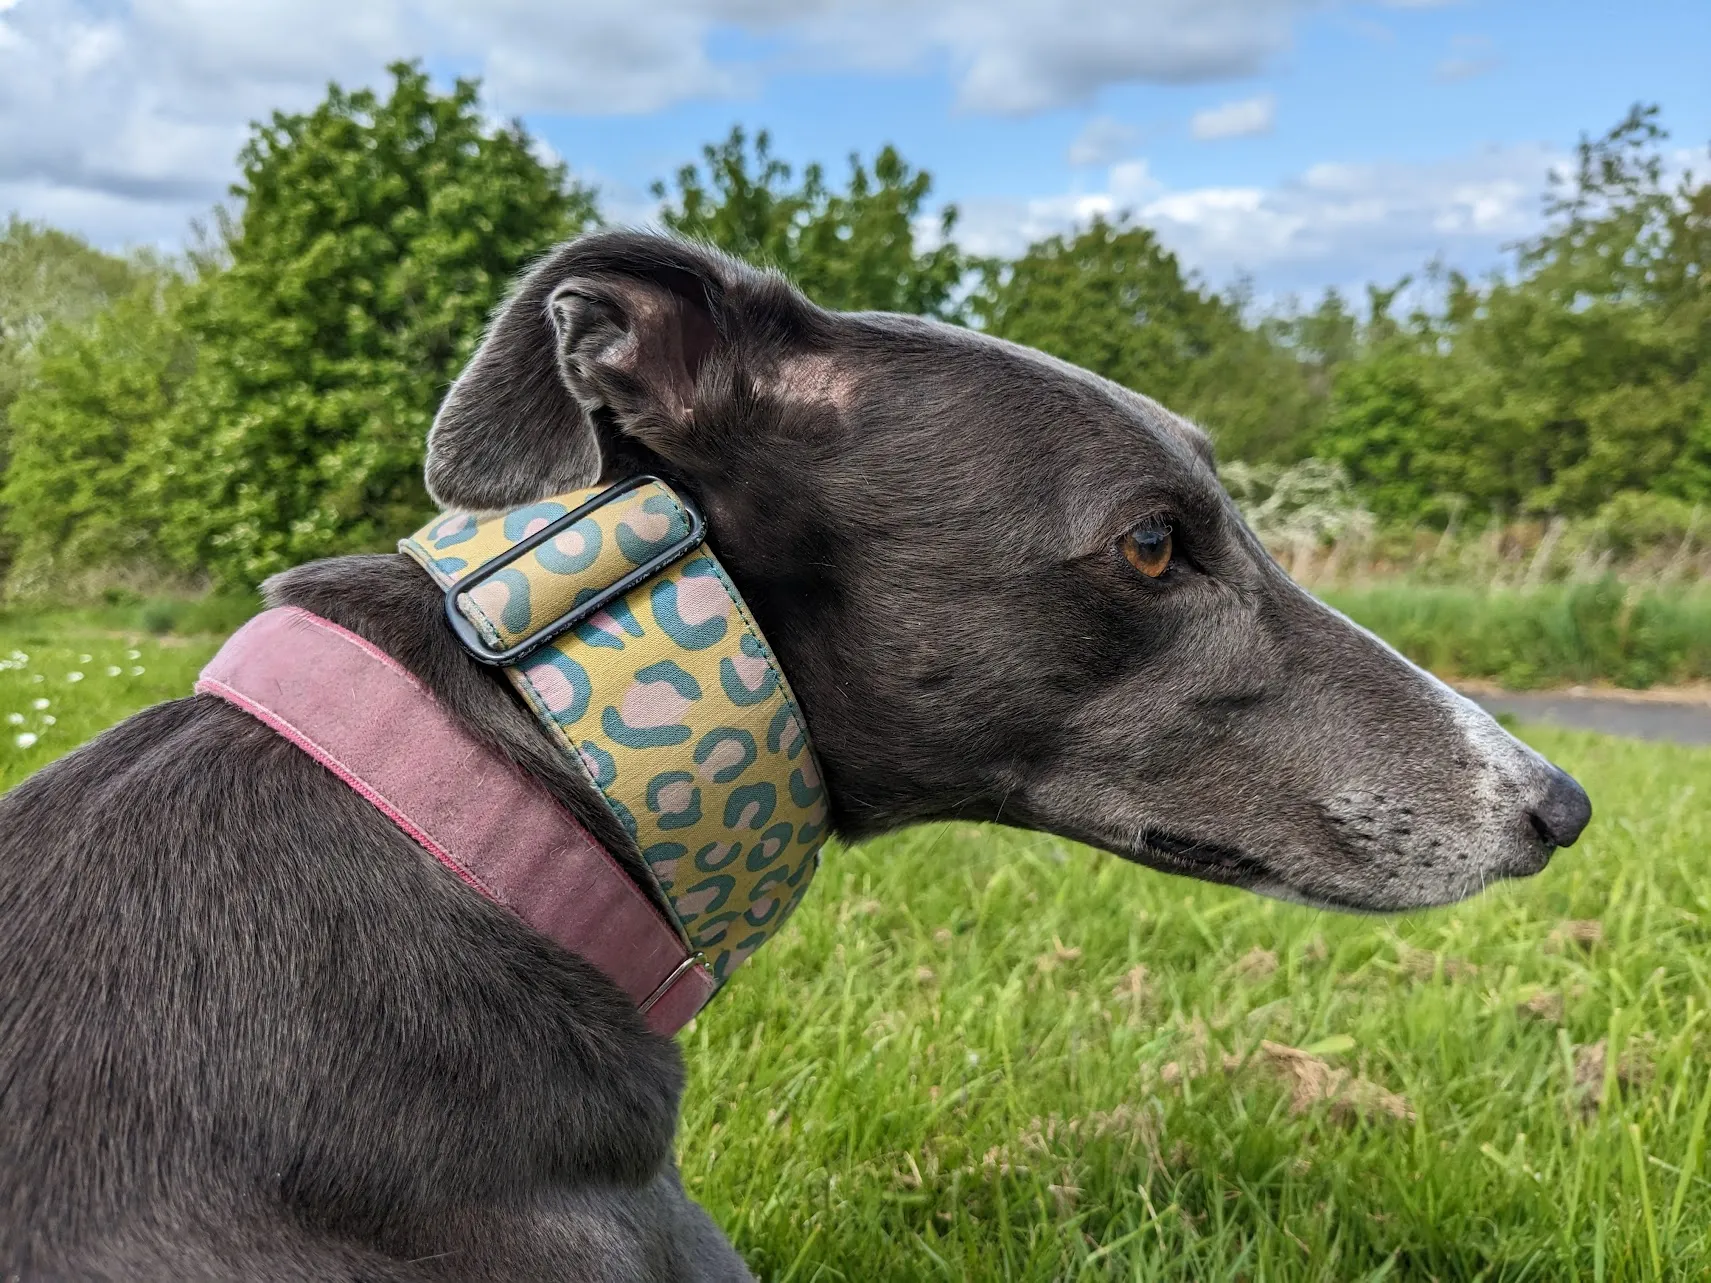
[1,553,687,1274]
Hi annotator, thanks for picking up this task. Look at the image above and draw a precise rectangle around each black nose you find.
[1528,766,1592,849]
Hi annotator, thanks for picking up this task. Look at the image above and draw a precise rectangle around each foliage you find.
[970,217,1326,461]
[655,126,967,318]
[1320,106,1711,522]
[1323,581,1711,689]
[0,220,148,574]
[147,62,596,586]
[0,270,196,588]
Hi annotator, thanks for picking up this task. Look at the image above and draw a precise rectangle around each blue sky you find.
[3,0,1707,300]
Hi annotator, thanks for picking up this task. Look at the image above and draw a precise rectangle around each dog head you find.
[426,231,1590,912]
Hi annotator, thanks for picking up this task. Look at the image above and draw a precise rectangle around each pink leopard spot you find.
[522,516,552,538]
[584,610,626,643]
[728,649,770,692]
[529,662,584,716]
[621,681,693,728]
[626,507,674,542]
[697,740,748,781]
[673,574,733,627]
[749,897,778,921]
[723,942,759,971]
[656,780,696,814]
[755,837,783,862]
[796,757,820,790]
[551,529,586,559]
[675,885,723,918]
[735,801,763,830]
[699,841,736,867]
[467,580,516,628]
[433,514,472,539]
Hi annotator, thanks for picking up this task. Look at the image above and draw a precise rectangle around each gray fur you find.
[0,231,1588,1278]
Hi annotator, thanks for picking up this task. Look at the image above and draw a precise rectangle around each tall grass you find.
[1323,581,1711,690]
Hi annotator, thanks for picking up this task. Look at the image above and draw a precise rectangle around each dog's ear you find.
[425,234,728,511]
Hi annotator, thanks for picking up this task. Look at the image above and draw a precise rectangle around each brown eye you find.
[1121,525,1173,578]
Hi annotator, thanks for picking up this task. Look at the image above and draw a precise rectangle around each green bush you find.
[154,64,594,589]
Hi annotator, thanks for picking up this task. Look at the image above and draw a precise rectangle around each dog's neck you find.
[397,478,831,986]
[246,478,830,1030]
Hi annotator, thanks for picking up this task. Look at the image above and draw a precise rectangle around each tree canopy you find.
[1318,106,1710,522]
[656,126,967,318]
[0,74,1702,595]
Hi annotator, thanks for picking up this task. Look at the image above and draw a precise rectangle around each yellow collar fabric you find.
[400,478,828,985]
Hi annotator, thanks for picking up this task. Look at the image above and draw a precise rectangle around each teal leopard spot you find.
[688,901,737,940]
[430,555,469,575]
[634,659,701,699]
[465,567,532,635]
[428,512,479,549]
[694,728,757,784]
[603,660,700,747]
[766,703,807,758]
[646,770,703,831]
[577,740,617,787]
[521,650,592,725]
[502,500,570,541]
[745,821,793,871]
[642,842,686,890]
[573,600,644,650]
[790,764,824,810]
[615,492,692,562]
[678,877,734,921]
[694,840,742,871]
[650,561,732,650]
[719,633,777,706]
[535,516,601,575]
[724,782,776,831]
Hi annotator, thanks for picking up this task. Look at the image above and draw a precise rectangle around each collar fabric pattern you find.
[400,479,829,984]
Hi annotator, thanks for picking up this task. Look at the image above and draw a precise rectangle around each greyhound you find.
[0,231,1590,1280]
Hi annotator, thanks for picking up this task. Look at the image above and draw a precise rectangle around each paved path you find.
[1461,690,1711,746]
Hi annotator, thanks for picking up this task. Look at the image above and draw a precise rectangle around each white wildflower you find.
[40,715,55,726]
[126,649,141,660]
[4,713,21,725]
[14,732,37,749]
[106,666,122,677]
[130,666,146,676]
[78,654,92,664]
[66,672,85,683]
[31,698,48,710]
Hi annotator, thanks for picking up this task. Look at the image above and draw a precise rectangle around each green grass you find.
[0,607,221,790]
[1322,581,1711,690]
[683,730,1711,1280]
[4,605,1709,1279]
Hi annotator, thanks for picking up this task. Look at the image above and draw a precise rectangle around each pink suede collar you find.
[196,606,716,1036]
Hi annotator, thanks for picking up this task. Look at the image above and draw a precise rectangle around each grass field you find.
[4,609,1709,1280]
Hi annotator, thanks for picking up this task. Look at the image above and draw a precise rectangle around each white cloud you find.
[1434,34,1497,83]
[1,0,1326,246]
[953,143,1564,297]
[1189,93,1276,141]
[1067,116,1141,167]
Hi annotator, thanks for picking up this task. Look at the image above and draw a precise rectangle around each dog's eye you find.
[1121,524,1173,579]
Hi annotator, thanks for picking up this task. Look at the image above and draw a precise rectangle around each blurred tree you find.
[655,127,966,318]
[1,270,195,586]
[0,220,145,575]
[152,61,597,585]
[969,217,1323,461]
[1320,105,1711,521]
